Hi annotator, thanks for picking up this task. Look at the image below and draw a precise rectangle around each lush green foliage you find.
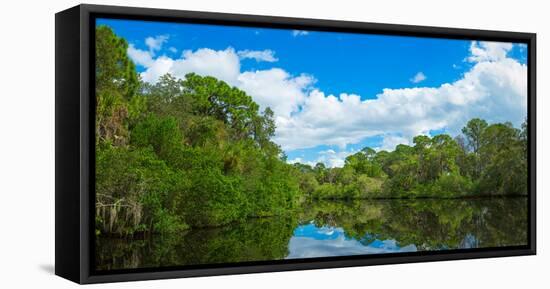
[95,26,300,236]
[95,26,528,237]
[304,118,527,200]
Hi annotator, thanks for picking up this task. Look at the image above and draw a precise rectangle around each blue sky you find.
[97,18,528,167]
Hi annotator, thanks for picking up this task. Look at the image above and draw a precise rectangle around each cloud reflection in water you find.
[286,223,417,259]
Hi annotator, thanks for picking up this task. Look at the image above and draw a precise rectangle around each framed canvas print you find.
[55,4,536,284]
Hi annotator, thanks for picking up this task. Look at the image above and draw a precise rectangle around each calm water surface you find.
[96,198,527,270]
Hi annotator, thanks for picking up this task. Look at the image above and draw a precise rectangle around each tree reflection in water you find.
[96,197,527,270]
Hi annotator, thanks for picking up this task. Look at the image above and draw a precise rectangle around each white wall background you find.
[0,0,547,287]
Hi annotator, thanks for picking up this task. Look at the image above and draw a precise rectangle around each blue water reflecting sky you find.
[286,222,417,259]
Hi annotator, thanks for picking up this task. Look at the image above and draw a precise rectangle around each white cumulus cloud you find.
[129,43,312,118]
[377,135,411,152]
[274,41,526,151]
[127,44,154,67]
[237,49,278,62]
[467,41,513,63]
[238,69,314,117]
[145,35,169,53]
[138,47,241,84]
[292,30,309,37]
[126,39,526,160]
[410,72,427,83]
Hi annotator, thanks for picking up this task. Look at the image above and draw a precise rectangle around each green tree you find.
[462,118,488,154]
[462,118,488,178]
[95,25,140,145]
[478,123,526,195]
[130,114,183,161]
[344,147,382,177]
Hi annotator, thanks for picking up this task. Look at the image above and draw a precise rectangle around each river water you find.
[96,197,528,270]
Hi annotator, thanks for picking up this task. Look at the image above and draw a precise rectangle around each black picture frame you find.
[55,4,536,284]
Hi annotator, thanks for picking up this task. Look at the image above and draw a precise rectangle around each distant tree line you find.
[294,117,527,200]
[94,25,527,237]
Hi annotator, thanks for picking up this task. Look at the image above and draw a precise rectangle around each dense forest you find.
[94,26,528,237]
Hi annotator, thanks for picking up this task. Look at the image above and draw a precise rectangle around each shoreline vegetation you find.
[95,26,528,238]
